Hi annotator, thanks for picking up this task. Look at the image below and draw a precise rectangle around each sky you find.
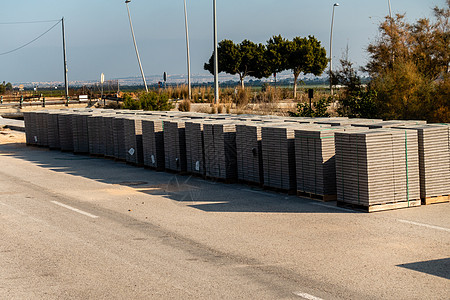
[0,0,446,84]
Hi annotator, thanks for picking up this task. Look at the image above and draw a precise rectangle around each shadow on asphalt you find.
[397,257,450,280]
[0,143,356,214]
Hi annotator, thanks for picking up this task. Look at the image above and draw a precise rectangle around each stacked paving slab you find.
[142,118,166,170]
[393,125,450,204]
[185,120,206,176]
[295,127,341,200]
[23,109,450,212]
[236,122,263,185]
[261,124,297,192]
[123,116,144,166]
[163,119,188,172]
[335,129,421,211]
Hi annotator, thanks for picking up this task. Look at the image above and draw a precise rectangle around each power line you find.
[0,19,62,56]
[0,20,61,25]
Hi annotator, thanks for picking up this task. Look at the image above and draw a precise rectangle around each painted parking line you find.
[398,219,450,233]
[51,201,99,219]
[293,291,324,300]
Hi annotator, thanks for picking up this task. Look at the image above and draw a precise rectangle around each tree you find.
[266,35,289,86]
[333,46,362,95]
[366,1,449,122]
[333,48,378,118]
[0,81,12,95]
[286,36,327,98]
[204,39,269,89]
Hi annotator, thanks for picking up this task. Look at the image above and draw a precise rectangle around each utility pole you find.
[62,17,69,100]
[184,0,192,100]
[125,0,149,92]
[329,3,339,97]
[213,0,219,104]
[388,0,392,19]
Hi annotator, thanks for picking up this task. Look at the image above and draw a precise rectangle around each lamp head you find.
[334,3,339,6]
[125,0,131,3]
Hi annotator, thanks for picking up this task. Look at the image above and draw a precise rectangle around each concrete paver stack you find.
[203,121,238,180]
[185,120,206,176]
[295,127,341,200]
[142,117,166,170]
[123,116,144,166]
[236,122,264,185]
[261,124,297,192]
[72,112,90,154]
[47,111,61,149]
[35,111,49,147]
[22,109,450,212]
[393,125,450,204]
[335,129,421,211]
[58,112,75,152]
[163,119,188,172]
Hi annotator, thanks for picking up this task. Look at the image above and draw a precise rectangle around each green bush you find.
[139,91,173,111]
[122,93,141,110]
[289,97,331,117]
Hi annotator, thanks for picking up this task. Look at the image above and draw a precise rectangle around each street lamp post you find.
[125,0,148,93]
[61,17,69,100]
[184,0,192,100]
[388,0,392,18]
[213,0,219,104]
[329,3,339,97]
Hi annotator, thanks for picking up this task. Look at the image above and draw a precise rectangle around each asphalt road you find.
[0,131,449,299]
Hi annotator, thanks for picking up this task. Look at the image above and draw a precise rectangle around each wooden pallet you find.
[422,195,449,205]
[337,199,421,213]
[297,191,337,202]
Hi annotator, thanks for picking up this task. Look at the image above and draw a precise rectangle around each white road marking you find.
[398,219,450,233]
[309,202,354,213]
[51,201,99,219]
[293,291,324,300]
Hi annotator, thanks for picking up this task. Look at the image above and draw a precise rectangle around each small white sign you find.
[151,155,155,164]
[100,73,105,84]
[34,136,38,142]
[128,148,135,156]
[195,161,200,171]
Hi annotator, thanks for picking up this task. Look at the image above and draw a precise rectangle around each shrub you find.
[122,93,141,110]
[139,91,173,111]
[178,100,191,112]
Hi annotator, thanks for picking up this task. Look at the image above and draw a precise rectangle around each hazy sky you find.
[0,0,446,83]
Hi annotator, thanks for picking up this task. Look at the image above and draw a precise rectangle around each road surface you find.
[0,130,449,299]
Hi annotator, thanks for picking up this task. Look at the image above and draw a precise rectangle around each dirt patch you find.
[0,128,26,144]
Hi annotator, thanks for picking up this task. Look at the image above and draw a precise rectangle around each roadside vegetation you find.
[3,2,448,122]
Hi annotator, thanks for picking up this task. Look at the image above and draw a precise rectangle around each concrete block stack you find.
[204,121,238,180]
[295,127,341,200]
[335,129,421,211]
[35,111,49,147]
[393,125,450,204]
[142,118,166,170]
[112,115,127,161]
[236,122,263,185]
[261,124,297,192]
[58,112,74,152]
[47,111,61,150]
[163,119,188,172]
[72,112,90,154]
[185,120,206,176]
[123,116,144,166]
